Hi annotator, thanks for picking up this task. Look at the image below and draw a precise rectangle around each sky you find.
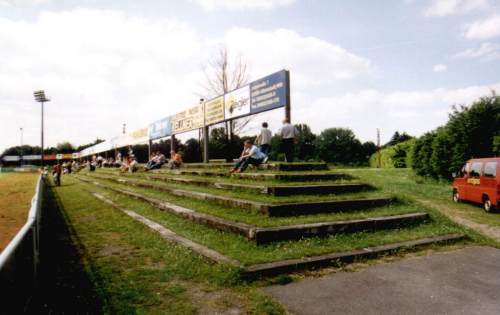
[1,0,500,153]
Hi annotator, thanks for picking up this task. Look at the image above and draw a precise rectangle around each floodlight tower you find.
[33,90,50,167]
[19,127,23,167]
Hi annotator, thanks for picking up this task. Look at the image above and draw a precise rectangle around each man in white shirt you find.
[255,122,272,158]
[279,118,299,162]
[231,140,266,173]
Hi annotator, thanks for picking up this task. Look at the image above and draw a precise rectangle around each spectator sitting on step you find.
[230,140,267,174]
[145,151,161,171]
[167,150,183,169]
[129,156,139,173]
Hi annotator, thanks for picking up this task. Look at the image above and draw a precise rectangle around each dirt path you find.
[415,198,500,242]
[0,173,37,251]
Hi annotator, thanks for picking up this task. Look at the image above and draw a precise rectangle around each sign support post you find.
[285,70,291,122]
[203,126,209,163]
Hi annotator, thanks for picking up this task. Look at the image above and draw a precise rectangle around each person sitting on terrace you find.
[120,157,130,173]
[129,156,139,173]
[230,140,267,174]
[167,150,183,169]
[145,151,161,171]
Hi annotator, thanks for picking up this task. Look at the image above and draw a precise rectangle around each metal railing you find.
[0,176,44,311]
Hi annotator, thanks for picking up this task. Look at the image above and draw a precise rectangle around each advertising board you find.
[204,96,225,126]
[224,86,250,120]
[172,103,204,134]
[149,117,172,140]
[250,70,288,114]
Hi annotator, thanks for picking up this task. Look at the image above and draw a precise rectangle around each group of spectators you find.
[145,150,183,171]
[231,118,298,173]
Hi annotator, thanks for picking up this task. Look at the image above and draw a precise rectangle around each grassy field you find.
[47,176,284,314]
[45,167,497,314]
[0,172,38,251]
[340,168,500,235]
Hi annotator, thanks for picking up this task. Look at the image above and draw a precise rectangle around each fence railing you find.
[0,176,44,311]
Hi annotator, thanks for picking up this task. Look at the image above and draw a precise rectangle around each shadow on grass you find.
[26,183,104,314]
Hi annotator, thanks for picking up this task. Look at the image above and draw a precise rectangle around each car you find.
[452,157,500,212]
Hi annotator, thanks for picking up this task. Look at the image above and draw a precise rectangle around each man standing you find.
[255,122,272,158]
[279,118,298,162]
[53,163,62,186]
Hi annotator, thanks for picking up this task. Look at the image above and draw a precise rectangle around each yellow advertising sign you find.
[130,128,148,139]
[204,96,224,125]
[172,103,204,134]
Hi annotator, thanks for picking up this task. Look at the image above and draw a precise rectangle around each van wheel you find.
[452,190,460,203]
[483,197,496,213]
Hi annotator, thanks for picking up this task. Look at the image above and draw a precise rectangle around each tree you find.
[183,138,202,163]
[56,142,75,153]
[295,124,317,161]
[315,128,364,164]
[201,45,250,139]
[386,131,413,147]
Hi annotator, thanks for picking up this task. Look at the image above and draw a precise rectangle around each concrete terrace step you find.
[156,169,352,182]
[79,177,430,245]
[139,174,371,196]
[242,234,466,277]
[182,162,329,171]
[84,174,393,216]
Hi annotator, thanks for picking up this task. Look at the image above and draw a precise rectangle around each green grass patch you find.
[50,178,284,314]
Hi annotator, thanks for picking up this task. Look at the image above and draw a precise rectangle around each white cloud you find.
[433,64,448,72]
[192,0,295,11]
[423,0,490,17]
[0,0,50,6]
[464,15,500,39]
[0,9,372,153]
[455,42,500,59]
[294,82,500,143]
[223,28,373,87]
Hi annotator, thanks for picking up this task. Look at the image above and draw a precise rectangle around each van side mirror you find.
[452,172,457,178]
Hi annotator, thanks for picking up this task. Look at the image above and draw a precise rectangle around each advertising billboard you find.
[250,70,288,114]
[172,103,204,134]
[149,117,172,140]
[224,86,250,120]
[204,96,225,125]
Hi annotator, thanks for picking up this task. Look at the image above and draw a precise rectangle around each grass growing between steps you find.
[83,171,383,203]
[66,176,477,266]
[94,167,358,186]
[76,175,425,227]
[49,178,284,314]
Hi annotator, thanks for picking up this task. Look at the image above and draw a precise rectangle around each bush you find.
[369,139,415,168]
[315,128,365,164]
[410,94,500,179]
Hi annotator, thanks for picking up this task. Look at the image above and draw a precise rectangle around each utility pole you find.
[122,123,126,135]
[377,128,381,168]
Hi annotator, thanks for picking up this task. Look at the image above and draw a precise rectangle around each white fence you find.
[0,176,44,311]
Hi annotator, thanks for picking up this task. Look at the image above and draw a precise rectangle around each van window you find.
[484,162,497,178]
[470,162,482,177]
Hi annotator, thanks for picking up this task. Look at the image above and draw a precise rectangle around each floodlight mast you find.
[33,90,50,168]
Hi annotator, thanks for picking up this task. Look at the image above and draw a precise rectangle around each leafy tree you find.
[56,142,75,153]
[183,138,202,163]
[295,124,317,161]
[386,131,413,147]
[315,128,364,164]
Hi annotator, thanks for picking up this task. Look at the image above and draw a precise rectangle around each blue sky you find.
[1,0,499,152]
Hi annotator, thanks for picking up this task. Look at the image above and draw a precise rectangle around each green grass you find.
[75,174,425,227]
[95,167,357,186]
[340,168,500,230]
[83,171,384,203]
[49,178,284,314]
[67,175,471,266]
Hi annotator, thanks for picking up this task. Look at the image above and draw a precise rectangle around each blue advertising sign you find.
[149,116,172,140]
[250,70,288,114]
